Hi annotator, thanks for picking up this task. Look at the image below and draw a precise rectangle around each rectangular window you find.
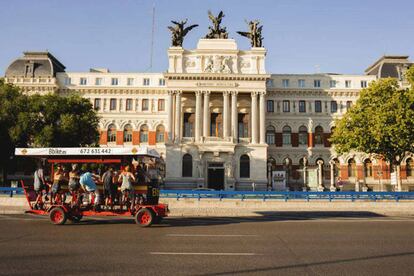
[158,99,165,111]
[111,78,118,86]
[143,78,150,86]
[346,101,352,110]
[142,99,149,111]
[331,101,338,113]
[64,77,71,85]
[110,98,117,111]
[298,79,305,88]
[184,113,195,137]
[127,78,134,86]
[266,100,274,113]
[238,114,249,138]
[94,98,101,111]
[125,99,133,111]
[282,79,289,88]
[95,78,102,85]
[345,80,351,88]
[159,78,165,86]
[314,80,321,88]
[329,80,336,88]
[80,78,87,85]
[299,100,306,113]
[315,100,322,113]
[361,80,367,88]
[283,100,290,112]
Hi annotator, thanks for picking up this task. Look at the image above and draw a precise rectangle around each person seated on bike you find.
[79,170,100,209]
[102,166,116,209]
[33,163,47,209]
[68,164,81,206]
[118,165,136,209]
[51,164,67,204]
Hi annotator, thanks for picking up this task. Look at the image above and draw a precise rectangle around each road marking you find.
[166,234,258,237]
[150,252,262,256]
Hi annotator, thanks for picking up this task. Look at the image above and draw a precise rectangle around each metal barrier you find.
[0,187,24,197]
[159,190,414,202]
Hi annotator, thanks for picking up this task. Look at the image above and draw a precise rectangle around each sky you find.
[1,0,413,76]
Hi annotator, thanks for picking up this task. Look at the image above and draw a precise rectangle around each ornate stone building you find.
[4,41,413,191]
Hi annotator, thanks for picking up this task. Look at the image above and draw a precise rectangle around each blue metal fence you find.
[159,190,414,202]
[2,187,414,202]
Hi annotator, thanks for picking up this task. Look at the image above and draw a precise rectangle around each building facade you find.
[4,39,413,191]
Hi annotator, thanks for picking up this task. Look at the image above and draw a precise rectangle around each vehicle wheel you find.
[49,207,67,225]
[135,208,154,227]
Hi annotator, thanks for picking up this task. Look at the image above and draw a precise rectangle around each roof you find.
[365,55,411,76]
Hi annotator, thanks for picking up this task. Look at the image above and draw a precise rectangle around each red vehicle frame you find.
[20,154,168,227]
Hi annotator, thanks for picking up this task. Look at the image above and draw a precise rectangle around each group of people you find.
[32,160,161,210]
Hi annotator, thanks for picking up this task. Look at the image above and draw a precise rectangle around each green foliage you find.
[0,81,100,170]
[330,78,414,164]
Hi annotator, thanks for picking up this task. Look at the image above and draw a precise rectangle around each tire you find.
[49,207,67,225]
[135,208,154,227]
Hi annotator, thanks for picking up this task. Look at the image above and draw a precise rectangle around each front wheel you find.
[49,207,67,225]
[135,208,154,227]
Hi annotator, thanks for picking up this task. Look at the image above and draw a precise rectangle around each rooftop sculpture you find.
[237,20,264,47]
[205,10,228,39]
[167,19,198,47]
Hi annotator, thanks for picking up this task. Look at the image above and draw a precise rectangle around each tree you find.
[330,68,414,191]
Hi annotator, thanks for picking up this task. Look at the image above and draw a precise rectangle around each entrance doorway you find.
[207,163,225,190]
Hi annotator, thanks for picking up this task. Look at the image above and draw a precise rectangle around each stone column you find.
[251,91,258,144]
[167,91,174,142]
[195,91,202,142]
[330,160,336,191]
[231,91,238,141]
[317,160,324,191]
[303,157,308,192]
[223,91,230,138]
[203,91,210,138]
[174,91,182,143]
[259,91,266,144]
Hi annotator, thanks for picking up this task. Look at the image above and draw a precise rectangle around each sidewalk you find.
[2,195,414,217]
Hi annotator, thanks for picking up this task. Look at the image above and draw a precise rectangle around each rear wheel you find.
[135,208,154,227]
[49,207,67,225]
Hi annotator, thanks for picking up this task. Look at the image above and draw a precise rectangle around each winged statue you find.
[205,10,228,39]
[237,20,264,47]
[167,19,198,47]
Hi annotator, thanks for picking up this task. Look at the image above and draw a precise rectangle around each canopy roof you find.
[15,147,160,158]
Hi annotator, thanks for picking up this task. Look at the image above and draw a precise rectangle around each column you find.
[203,91,210,138]
[303,157,308,191]
[195,91,202,142]
[251,92,258,144]
[330,160,336,191]
[167,91,174,142]
[317,160,324,191]
[223,91,230,137]
[174,91,182,143]
[231,91,238,141]
[259,91,266,144]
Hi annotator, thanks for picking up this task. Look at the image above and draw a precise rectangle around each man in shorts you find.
[79,170,100,208]
[33,164,47,209]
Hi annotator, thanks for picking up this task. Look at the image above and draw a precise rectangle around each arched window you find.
[107,124,116,143]
[298,126,308,145]
[364,159,373,177]
[282,126,291,145]
[182,154,192,177]
[266,126,275,145]
[314,126,324,145]
[156,125,165,143]
[348,158,356,177]
[299,157,308,168]
[140,124,149,143]
[240,155,250,178]
[123,124,132,143]
[407,158,413,177]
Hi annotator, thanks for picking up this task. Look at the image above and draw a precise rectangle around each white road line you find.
[275,218,414,223]
[166,234,258,237]
[150,252,262,256]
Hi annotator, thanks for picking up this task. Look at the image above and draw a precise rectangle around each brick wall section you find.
[116,131,123,145]
[308,133,314,147]
[340,165,348,180]
[99,130,107,145]
[132,131,140,145]
[275,133,282,147]
[148,131,156,145]
[356,165,364,180]
[291,133,299,147]
[324,133,331,147]
[400,165,407,179]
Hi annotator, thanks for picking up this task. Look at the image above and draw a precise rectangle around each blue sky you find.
[1,0,413,75]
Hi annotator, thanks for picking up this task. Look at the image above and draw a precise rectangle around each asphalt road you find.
[0,212,414,276]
